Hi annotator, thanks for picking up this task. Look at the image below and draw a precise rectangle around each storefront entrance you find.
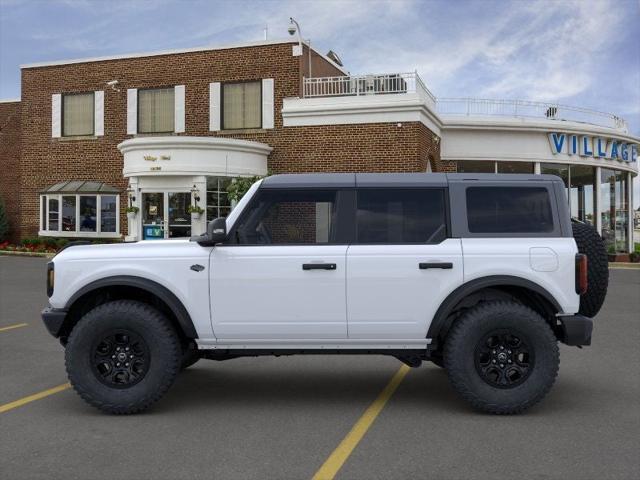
[141,192,191,239]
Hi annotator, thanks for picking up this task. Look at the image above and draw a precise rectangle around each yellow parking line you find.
[312,364,410,480]
[0,383,71,414]
[0,323,28,332]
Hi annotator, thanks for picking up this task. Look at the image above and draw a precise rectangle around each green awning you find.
[41,181,120,194]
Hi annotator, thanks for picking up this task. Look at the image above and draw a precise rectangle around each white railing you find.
[436,98,628,131]
[303,72,436,103]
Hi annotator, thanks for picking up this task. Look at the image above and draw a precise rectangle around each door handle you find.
[419,262,453,269]
[302,263,337,271]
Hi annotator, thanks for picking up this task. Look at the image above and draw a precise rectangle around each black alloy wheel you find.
[91,330,150,388]
[474,330,533,388]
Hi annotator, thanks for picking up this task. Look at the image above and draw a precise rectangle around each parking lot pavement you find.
[1,255,639,480]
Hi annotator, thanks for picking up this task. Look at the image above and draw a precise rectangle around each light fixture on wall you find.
[288,17,311,77]
[126,186,136,206]
[191,185,201,203]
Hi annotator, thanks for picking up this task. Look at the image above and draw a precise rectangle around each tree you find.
[0,197,9,242]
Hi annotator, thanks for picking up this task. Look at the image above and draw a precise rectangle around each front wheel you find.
[444,301,559,414]
[65,300,182,414]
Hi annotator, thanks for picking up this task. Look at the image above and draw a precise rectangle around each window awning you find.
[41,181,120,194]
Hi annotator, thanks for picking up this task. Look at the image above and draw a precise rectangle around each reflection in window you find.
[138,88,175,133]
[570,165,595,225]
[80,196,97,232]
[48,198,59,231]
[601,169,629,253]
[356,189,447,243]
[456,160,495,173]
[206,177,232,221]
[235,190,337,244]
[62,196,76,232]
[101,195,117,233]
[497,162,534,173]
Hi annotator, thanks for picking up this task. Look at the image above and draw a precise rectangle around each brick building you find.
[0,38,638,251]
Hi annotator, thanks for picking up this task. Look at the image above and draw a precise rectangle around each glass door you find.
[141,192,192,240]
[168,192,191,238]
[142,192,165,240]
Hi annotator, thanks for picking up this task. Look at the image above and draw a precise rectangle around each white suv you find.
[42,173,608,414]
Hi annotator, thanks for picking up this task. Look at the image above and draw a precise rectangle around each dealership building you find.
[0,38,637,252]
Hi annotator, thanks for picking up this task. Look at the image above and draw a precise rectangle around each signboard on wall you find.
[548,132,638,163]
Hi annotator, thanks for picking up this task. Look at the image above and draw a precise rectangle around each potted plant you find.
[187,204,204,220]
[126,206,139,221]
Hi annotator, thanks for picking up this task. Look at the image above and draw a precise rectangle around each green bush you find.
[0,197,9,241]
[226,174,269,203]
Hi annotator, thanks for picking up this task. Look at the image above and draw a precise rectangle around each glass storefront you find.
[601,169,629,253]
[457,160,495,173]
[206,177,232,221]
[497,161,534,173]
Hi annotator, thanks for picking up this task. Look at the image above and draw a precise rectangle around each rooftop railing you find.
[302,74,627,131]
[303,72,436,103]
[436,98,628,131]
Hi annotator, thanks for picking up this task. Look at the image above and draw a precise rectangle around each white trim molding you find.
[118,136,271,178]
[282,93,442,135]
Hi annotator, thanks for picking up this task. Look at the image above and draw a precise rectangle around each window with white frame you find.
[40,186,120,237]
[222,81,261,130]
[62,92,95,136]
[206,177,233,221]
[138,87,175,133]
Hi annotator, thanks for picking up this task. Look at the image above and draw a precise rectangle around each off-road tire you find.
[572,221,609,318]
[181,341,201,370]
[65,300,181,414]
[444,301,559,414]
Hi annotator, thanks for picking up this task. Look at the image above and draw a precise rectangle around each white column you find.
[125,177,140,242]
[628,171,633,253]
[534,162,541,174]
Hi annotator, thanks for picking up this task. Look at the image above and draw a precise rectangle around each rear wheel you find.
[444,301,559,414]
[65,300,181,414]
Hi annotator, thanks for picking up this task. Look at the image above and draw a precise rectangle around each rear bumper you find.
[41,307,68,338]
[558,315,593,346]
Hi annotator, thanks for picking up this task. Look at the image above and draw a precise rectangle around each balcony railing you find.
[437,98,628,131]
[303,72,436,103]
[301,74,627,131]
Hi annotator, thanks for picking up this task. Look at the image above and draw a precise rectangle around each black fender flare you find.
[65,275,198,339]
[427,275,562,345]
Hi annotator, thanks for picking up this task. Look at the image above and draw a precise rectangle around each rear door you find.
[346,187,463,339]
[210,188,350,339]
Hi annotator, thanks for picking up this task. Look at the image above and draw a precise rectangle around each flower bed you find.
[0,237,123,255]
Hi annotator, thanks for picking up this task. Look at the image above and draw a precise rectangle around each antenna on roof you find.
[263,24,268,40]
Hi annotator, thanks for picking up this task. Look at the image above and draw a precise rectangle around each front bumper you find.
[41,307,68,338]
[558,315,593,346]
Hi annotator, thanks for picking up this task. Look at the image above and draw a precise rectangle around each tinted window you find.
[234,190,337,245]
[356,189,447,243]
[466,187,554,233]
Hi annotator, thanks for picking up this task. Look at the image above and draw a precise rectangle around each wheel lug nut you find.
[125,347,130,351]
[507,350,511,354]
[492,359,496,363]
[111,355,115,359]
[125,363,129,367]
[130,355,134,359]
[492,350,496,354]
[508,360,512,363]
[116,347,120,351]
[500,364,504,368]
[500,346,504,350]
[116,362,120,367]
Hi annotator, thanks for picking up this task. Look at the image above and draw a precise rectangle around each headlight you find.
[47,262,54,297]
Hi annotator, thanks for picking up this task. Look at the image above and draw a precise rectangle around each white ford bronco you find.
[42,173,608,414]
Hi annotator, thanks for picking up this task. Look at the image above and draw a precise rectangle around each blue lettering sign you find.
[610,141,619,159]
[632,144,638,162]
[621,143,628,161]
[580,136,593,156]
[570,135,578,155]
[596,138,607,157]
[548,133,565,154]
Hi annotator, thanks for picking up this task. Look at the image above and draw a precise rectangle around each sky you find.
[1,0,639,202]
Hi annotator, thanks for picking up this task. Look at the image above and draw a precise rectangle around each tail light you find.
[47,262,54,297]
[575,254,587,295]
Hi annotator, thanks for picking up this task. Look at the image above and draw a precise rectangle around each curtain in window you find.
[63,93,94,136]
[138,88,175,133]
[223,82,261,129]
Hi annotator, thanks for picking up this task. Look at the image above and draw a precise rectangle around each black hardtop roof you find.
[260,173,561,189]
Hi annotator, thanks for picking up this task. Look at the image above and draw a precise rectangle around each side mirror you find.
[191,217,227,246]
[208,217,227,243]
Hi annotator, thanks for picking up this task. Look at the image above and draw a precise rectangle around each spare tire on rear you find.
[571,221,609,317]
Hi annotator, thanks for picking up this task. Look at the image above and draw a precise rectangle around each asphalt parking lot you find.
[1,256,639,480]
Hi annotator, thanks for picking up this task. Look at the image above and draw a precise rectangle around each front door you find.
[346,187,463,339]
[210,188,349,339]
[142,192,191,239]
